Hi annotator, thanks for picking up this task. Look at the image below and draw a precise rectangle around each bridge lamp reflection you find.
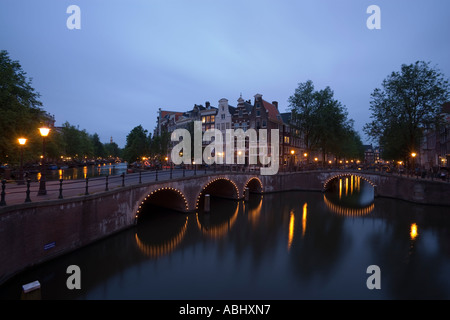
[410,223,418,240]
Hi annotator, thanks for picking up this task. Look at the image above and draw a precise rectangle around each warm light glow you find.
[410,223,418,240]
[314,157,318,162]
[288,210,295,250]
[411,152,417,158]
[328,160,332,164]
[302,203,307,237]
[303,153,308,157]
[290,150,295,155]
[18,138,27,145]
[165,157,169,161]
[39,127,50,137]
[339,178,342,200]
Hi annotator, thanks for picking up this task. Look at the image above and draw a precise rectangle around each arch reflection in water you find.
[247,195,263,226]
[288,202,307,251]
[324,175,375,217]
[196,199,240,238]
[134,209,189,259]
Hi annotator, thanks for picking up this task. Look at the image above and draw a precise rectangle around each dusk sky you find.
[1,0,450,148]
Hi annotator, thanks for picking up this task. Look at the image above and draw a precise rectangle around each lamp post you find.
[411,152,417,177]
[17,138,27,185]
[38,127,50,195]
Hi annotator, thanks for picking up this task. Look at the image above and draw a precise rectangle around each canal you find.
[1,175,450,299]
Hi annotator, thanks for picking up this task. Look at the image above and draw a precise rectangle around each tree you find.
[0,50,46,164]
[288,80,318,154]
[91,133,105,158]
[288,80,359,162]
[364,61,450,161]
[123,125,150,163]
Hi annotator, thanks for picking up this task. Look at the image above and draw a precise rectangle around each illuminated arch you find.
[135,187,190,220]
[195,177,240,210]
[244,177,263,194]
[323,194,375,217]
[323,173,376,190]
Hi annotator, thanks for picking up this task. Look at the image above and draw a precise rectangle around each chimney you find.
[272,101,278,110]
[205,101,210,108]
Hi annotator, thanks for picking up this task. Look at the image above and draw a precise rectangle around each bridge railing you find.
[1,165,448,208]
[0,164,253,207]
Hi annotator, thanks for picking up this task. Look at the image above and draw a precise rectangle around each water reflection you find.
[1,186,450,300]
[196,199,239,238]
[326,175,375,217]
[31,163,127,181]
[135,209,189,258]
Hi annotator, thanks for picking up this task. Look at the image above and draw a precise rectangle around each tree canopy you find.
[364,61,450,161]
[288,80,363,162]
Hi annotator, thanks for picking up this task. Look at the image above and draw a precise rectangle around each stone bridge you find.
[1,169,450,285]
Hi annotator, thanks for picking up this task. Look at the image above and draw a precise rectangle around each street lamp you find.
[411,152,417,177]
[38,127,50,195]
[17,138,27,185]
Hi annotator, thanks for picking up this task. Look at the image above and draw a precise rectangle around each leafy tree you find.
[0,50,47,164]
[91,133,106,158]
[364,61,450,161]
[288,80,360,162]
[288,80,318,154]
[123,125,150,163]
[104,142,121,158]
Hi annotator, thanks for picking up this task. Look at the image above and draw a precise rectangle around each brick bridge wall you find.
[1,171,449,284]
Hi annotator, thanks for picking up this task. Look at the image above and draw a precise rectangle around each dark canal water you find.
[1,175,450,300]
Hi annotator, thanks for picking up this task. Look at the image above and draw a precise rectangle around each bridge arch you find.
[323,173,377,191]
[244,177,263,195]
[195,177,240,211]
[135,187,190,220]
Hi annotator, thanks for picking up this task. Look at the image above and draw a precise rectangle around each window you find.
[262,120,266,127]
[226,123,230,129]
[202,117,206,123]
[256,110,260,117]
[210,115,215,122]
[221,114,225,120]
[234,122,239,129]
[239,109,243,117]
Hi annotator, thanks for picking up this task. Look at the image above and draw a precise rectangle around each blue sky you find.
[1,0,450,147]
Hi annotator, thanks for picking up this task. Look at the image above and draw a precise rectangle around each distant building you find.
[419,102,450,170]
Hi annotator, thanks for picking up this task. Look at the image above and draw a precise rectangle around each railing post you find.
[194,164,197,176]
[105,175,109,191]
[170,164,173,179]
[121,173,125,187]
[25,178,32,203]
[58,179,63,199]
[155,168,158,181]
[139,171,142,184]
[0,179,6,206]
[85,178,89,195]
[183,167,185,177]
